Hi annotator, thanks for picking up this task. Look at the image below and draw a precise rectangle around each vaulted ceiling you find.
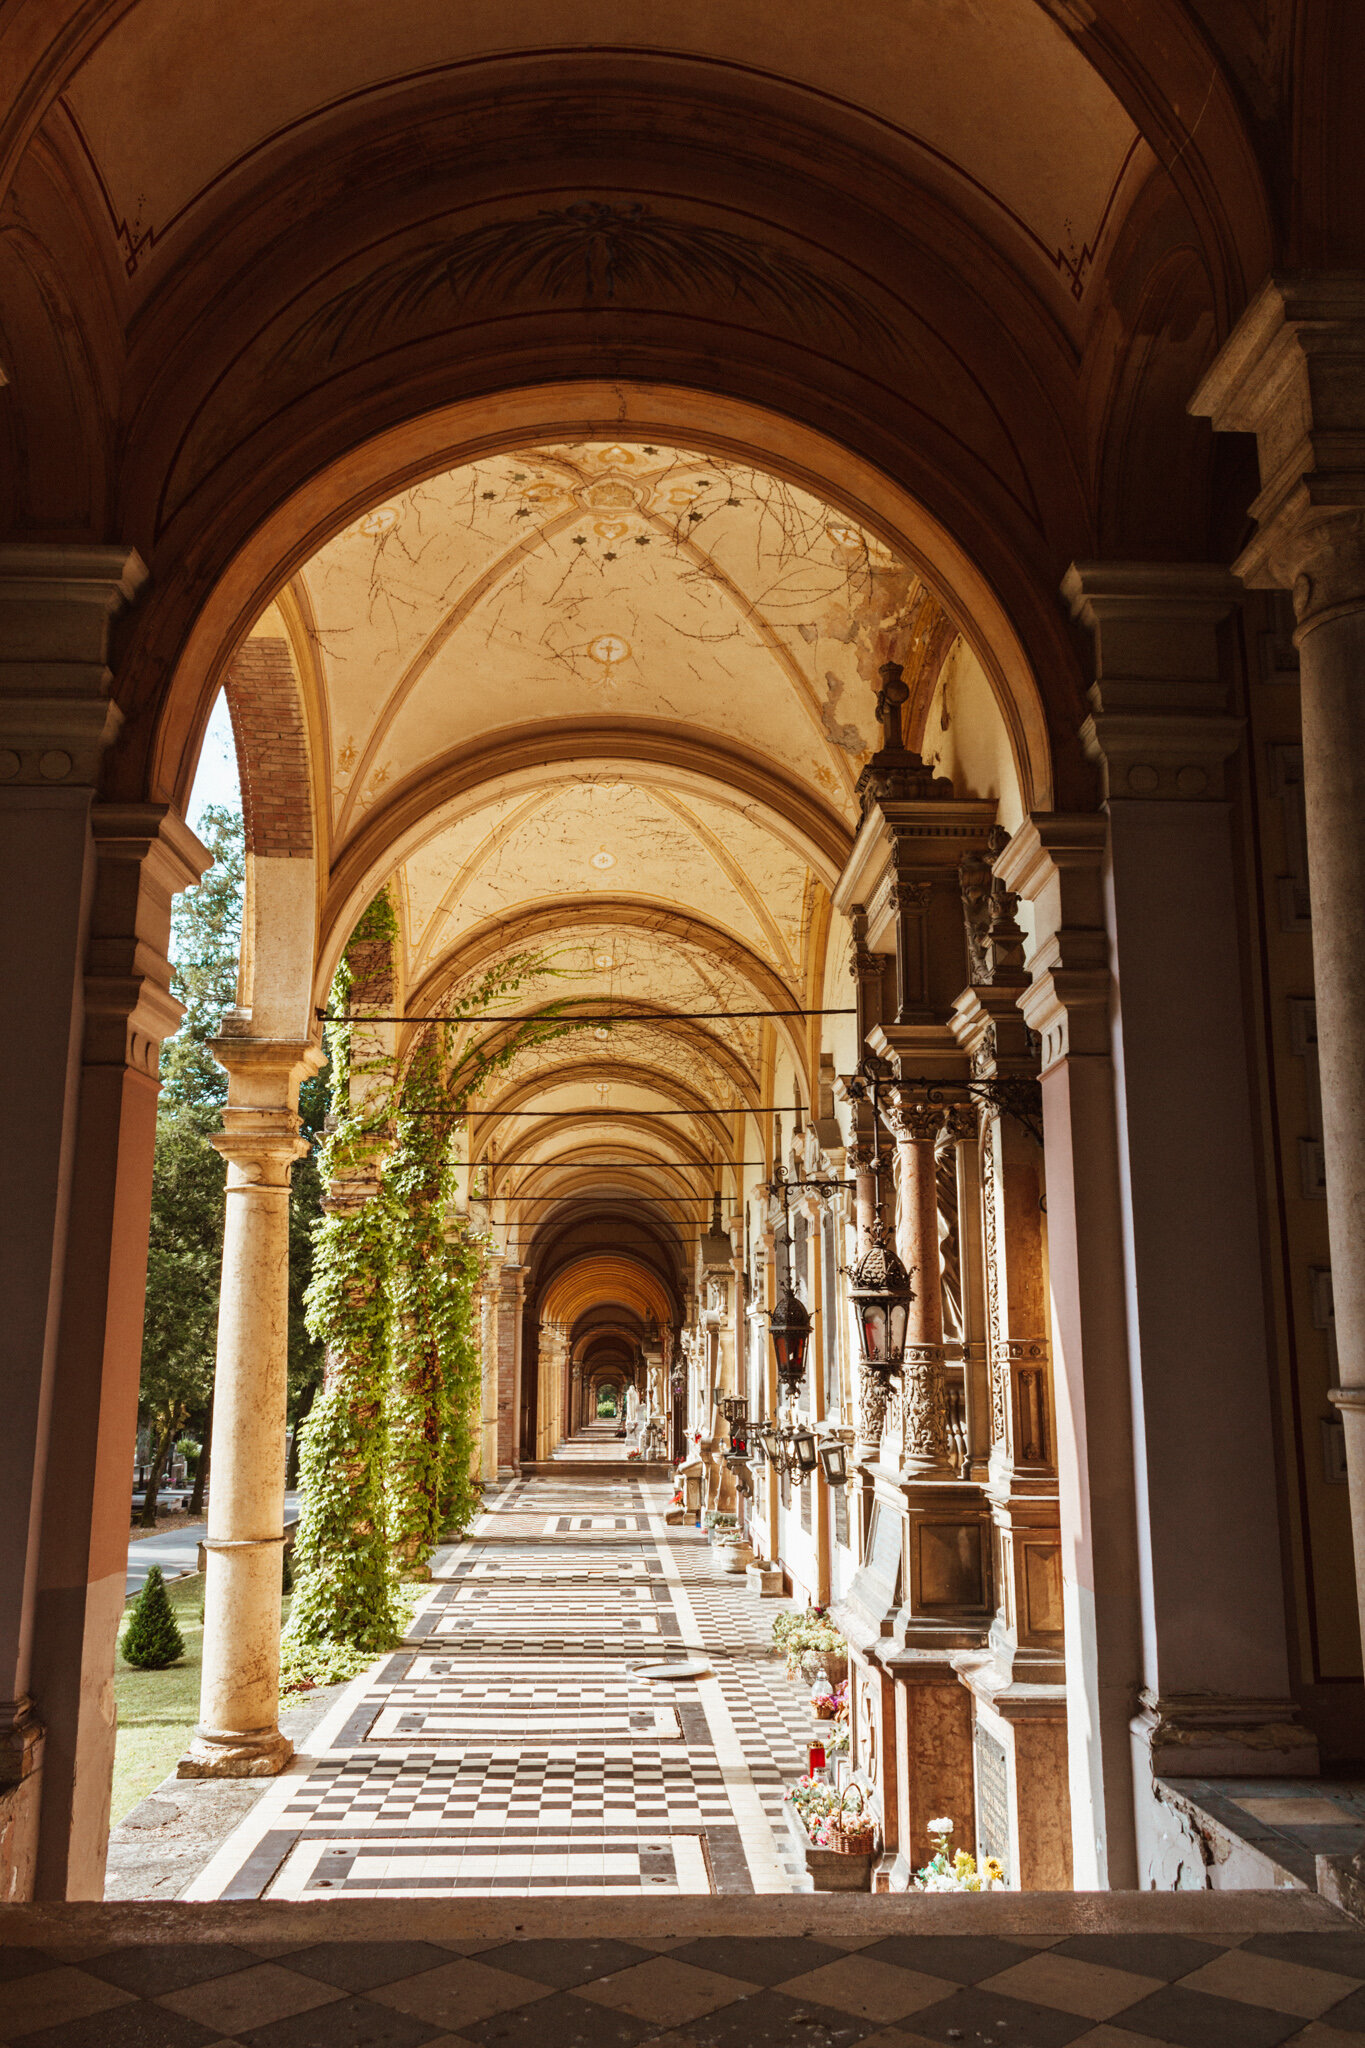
[266,437,1016,1308]
[61,0,1142,327]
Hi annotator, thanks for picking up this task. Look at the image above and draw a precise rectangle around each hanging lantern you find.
[817,1436,849,1487]
[719,1394,748,1427]
[844,1221,914,1373]
[791,1425,818,1478]
[768,1275,812,1394]
[757,1422,783,1470]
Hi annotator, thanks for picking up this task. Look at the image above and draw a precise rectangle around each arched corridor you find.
[6,7,1365,2016]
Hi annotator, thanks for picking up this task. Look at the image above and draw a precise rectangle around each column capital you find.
[882,1091,946,1145]
[210,1032,324,1109]
[1062,562,1244,802]
[212,1109,310,1186]
[85,803,209,1074]
[1190,274,1365,633]
[994,816,1110,1069]
[0,544,147,785]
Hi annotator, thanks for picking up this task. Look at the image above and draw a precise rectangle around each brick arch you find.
[223,635,314,860]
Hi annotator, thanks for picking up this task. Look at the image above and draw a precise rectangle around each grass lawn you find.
[111,1572,426,1824]
[111,1572,208,1824]
[111,1575,297,1825]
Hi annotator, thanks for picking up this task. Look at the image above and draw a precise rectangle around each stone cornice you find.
[0,544,147,786]
[1189,275,1365,633]
[1063,562,1243,801]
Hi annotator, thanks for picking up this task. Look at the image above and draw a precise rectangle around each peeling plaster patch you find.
[821,671,867,754]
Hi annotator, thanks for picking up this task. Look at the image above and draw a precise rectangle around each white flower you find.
[927,1817,953,1834]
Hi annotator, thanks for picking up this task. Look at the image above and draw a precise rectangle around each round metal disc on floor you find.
[631,1657,713,1681]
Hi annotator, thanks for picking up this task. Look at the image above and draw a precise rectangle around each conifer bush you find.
[122,1566,185,1669]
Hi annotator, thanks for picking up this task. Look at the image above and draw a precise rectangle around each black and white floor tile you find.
[185,1467,810,1900]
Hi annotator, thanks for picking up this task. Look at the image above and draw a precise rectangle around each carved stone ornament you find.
[854,662,955,817]
[857,1368,892,1448]
[884,1099,945,1146]
[943,1102,980,1144]
[288,202,902,370]
[901,1343,951,1469]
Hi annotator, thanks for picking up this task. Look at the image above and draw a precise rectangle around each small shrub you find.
[122,1567,185,1669]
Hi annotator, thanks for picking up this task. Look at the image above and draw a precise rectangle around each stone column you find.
[944,1105,991,1483]
[478,1262,501,1480]
[950,989,1071,1891]
[879,1090,991,1889]
[180,1036,319,1776]
[32,806,206,1896]
[1062,567,1313,1884]
[995,817,1142,1889]
[887,1094,953,1480]
[1192,279,1365,1681]
[491,1265,527,1472]
[0,545,164,1900]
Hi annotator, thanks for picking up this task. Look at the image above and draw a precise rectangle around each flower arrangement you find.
[914,1818,1005,1892]
[784,1774,842,1845]
[773,1607,847,1678]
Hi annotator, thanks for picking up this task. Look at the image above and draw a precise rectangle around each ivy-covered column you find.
[180,1032,320,1776]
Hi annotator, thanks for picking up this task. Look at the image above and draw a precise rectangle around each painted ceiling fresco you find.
[276,438,1011,1277]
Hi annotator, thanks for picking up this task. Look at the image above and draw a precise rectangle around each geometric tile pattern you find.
[6,1926,1365,2044]
[186,1471,816,1901]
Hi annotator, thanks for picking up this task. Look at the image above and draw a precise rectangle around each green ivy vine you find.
[286,894,582,1656]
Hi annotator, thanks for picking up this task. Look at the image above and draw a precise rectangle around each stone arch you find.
[141,384,1058,826]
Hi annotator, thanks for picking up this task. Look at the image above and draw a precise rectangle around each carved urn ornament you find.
[844,1219,915,1374]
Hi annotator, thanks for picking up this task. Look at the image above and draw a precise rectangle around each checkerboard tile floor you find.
[6,1919,1365,2044]
[184,1470,816,1903]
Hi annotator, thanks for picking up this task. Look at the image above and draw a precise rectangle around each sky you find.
[187,689,242,829]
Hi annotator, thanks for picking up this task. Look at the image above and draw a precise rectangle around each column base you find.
[177,1728,294,1779]
[1133,1692,1319,1781]
[0,1703,44,1901]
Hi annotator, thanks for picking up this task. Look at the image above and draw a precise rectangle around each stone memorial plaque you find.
[800,1476,812,1531]
[833,1486,850,1549]
[974,1722,1010,1875]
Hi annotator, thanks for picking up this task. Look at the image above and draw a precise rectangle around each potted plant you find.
[713,1528,752,1574]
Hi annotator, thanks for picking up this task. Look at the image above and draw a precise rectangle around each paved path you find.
[125,1492,300,1598]
[183,1466,814,1901]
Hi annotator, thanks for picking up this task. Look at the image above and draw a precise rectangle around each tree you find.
[138,803,329,1525]
[137,806,243,1528]
[139,1098,224,1523]
[122,1567,185,1669]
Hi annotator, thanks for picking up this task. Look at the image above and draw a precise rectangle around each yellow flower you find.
[985,1857,1005,1884]
[954,1848,976,1875]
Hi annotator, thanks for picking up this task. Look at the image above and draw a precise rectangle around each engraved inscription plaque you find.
[974,1723,1010,1876]
[833,1486,850,1549]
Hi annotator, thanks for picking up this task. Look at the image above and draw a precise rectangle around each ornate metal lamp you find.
[791,1424,818,1478]
[817,1436,849,1486]
[844,1219,914,1374]
[767,1272,812,1396]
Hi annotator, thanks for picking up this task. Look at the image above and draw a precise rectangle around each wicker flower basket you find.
[828,1784,876,1856]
